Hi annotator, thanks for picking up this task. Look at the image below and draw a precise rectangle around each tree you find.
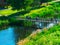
[6,0,53,10]
[7,0,34,10]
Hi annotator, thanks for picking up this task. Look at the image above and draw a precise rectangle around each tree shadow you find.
[14,26,36,42]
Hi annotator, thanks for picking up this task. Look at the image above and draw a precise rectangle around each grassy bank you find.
[17,24,60,45]
[0,9,18,16]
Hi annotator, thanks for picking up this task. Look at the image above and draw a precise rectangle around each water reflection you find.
[0,21,58,45]
[14,27,36,42]
[0,26,36,45]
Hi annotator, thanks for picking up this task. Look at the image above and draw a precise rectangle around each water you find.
[0,27,16,45]
[0,26,36,45]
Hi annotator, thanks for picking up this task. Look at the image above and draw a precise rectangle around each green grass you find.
[0,9,18,16]
[24,24,60,45]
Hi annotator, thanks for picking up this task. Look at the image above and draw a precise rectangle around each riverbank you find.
[17,24,60,45]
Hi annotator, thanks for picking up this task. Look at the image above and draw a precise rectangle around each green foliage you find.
[25,24,60,45]
[7,0,34,10]
[19,1,60,27]
[0,20,9,26]
[40,0,53,3]
[23,1,60,19]
[23,21,33,27]
[6,0,53,10]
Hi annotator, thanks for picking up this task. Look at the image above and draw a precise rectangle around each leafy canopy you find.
[7,0,53,10]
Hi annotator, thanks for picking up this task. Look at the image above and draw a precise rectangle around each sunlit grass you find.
[0,9,18,16]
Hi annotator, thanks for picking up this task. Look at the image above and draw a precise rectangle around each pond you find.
[0,27,15,45]
[0,26,36,45]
